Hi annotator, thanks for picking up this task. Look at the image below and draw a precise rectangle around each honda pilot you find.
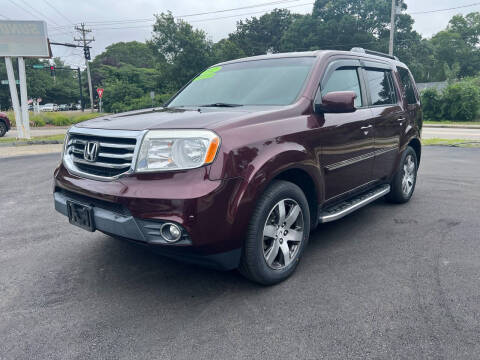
[54,48,422,285]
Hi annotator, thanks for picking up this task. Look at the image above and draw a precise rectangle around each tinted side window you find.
[365,69,397,106]
[322,68,363,107]
[398,67,417,104]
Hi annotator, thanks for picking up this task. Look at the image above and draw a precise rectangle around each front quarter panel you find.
[208,107,324,248]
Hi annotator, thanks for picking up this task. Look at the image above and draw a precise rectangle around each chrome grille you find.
[64,128,142,179]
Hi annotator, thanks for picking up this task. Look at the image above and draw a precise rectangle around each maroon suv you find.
[54,48,422,284]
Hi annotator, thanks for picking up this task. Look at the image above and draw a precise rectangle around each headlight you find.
[61,132,70,161]
[136,129,220,172]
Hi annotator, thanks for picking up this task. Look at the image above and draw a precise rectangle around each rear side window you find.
[365,69,397,106]
[398,67,417,104]
[322,68,363,107]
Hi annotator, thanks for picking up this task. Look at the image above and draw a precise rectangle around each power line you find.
[79,0,302,26]
[177,0,302,18]
[409,2,480,15]
[7,0,41,21]
[23,0,63,26]
[42,0,74,24]
[0,14,11,19]
[190,2,313,23]
[81,2,313,31]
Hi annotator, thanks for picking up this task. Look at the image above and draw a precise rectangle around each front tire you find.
[239,180,310,285]
[386,146,418,204]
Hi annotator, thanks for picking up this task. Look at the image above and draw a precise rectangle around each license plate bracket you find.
[66,200,95,232]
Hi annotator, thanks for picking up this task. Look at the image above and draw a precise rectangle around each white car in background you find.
[41,103,58,112]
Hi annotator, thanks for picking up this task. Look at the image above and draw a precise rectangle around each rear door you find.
[397,66,422,131]
[362,62,404,180]
[317,59,375,201]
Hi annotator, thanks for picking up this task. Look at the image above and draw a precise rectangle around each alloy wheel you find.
[402,154,416,197]
[262,198,304,270]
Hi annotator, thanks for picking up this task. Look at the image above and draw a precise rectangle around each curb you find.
[0,140,63,147]
[424,124,480,129]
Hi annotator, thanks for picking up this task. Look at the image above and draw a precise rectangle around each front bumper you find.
[54,164,247,270]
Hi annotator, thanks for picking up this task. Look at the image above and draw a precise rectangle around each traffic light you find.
[84,47,91,60]
[50,66,56,76]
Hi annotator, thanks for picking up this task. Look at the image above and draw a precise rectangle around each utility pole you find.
[77,68,84,111]
[389,0,396,56]
[74,24,94,112]
[48,43,88,111]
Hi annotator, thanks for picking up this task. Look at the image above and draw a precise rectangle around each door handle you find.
[361,124,372,135]
[397,117,406,121]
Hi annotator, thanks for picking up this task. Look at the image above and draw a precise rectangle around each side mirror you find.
[314,91,357,114]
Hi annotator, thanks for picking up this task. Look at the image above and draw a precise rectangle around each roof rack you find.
[350,47,399,61]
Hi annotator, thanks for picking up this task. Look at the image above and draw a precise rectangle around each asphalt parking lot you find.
[1,147,479,359]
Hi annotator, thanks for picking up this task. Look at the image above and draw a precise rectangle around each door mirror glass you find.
[314,91,357,113]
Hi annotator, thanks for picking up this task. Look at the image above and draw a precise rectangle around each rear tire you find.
[239,180,310,285]
[386,146,418,204]
[0,122,7,137]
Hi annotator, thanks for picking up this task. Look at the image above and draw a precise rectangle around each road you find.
[1,147,479,359]
[5,125,480,141]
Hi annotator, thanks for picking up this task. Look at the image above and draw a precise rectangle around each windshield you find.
[168,57,315,107]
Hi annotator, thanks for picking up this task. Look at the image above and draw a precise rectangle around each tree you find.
[229,9,297,55]
[280,0,419,55]
[92,41,156,69]
[148,12,213,90]
[211,39,245,63]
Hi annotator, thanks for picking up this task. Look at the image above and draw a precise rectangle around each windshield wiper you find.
[198,102,243,107]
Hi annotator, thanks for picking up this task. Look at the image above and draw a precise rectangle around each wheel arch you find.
[271,168,319,229]
[408,137,421,166]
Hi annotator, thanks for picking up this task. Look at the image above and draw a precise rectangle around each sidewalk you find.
[6,126,69,138]
[0,144,63,158]
[424,123,480,129]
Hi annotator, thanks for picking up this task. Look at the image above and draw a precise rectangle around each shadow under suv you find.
[54,48,422,285]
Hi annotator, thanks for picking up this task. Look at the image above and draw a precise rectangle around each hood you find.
[74,107,266,131]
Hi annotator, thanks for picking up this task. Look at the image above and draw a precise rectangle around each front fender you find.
[211,141,322,250]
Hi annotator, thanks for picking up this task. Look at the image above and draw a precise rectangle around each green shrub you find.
[421,88,443,121]
[4,110,103,127]
[72,113,101,124]
[30,115,46,127]
[47,113,70,126]
[442,81,480,121]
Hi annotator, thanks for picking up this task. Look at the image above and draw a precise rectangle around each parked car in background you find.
[0,112,11,137]
[59,104,69,111]
[54,48,422,285]
[41,103,57,112]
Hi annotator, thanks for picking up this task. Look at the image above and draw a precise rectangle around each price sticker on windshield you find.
[193,66,222,81]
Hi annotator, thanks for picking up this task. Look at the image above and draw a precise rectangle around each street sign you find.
[0,21,50,57]
[150,91,155,100]
[96,88,104,98]
[32,64,45,69]
[1,79,19,85]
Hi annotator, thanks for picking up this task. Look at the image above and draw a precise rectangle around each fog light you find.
[160,223,182,243]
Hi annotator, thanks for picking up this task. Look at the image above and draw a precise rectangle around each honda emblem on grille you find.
[84,141,99,162]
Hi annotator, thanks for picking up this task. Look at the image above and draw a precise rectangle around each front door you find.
[316,64,375,201]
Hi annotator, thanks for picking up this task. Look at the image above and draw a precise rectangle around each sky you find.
[2,0,479,68]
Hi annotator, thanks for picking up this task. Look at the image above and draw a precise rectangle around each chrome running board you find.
[319,184,391,223]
